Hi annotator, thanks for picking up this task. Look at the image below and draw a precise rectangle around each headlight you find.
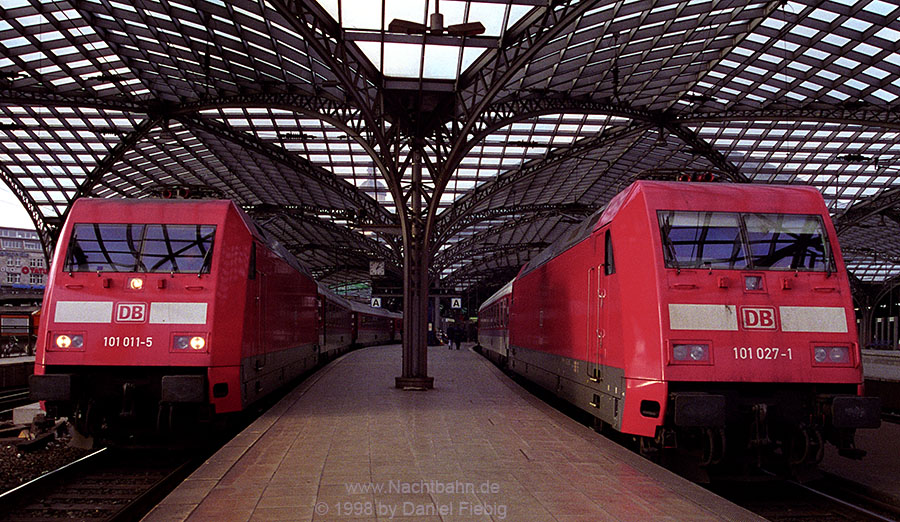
[814,347,827,363]
[673,343,710,362]
[744,275,763,291]
[173,335,207,352]
[829,347,848,362]
[127,277,144,290]
[814,346,850,365]
[54,334,84,350]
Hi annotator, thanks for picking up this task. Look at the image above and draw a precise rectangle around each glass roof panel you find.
[317,0,531,80]
[3,0,900,290]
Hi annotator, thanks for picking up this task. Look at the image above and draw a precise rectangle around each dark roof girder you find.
[177,114,395,227]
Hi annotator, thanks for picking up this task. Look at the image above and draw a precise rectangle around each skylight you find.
[314,0,532,80]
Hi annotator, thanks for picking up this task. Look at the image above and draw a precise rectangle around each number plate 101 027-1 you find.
[733,346,792,360]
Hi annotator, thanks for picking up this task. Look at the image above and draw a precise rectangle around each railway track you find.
[503,362,900,520]
[0,447,202,521]
[709,474,900,522]
[0,386,31,416]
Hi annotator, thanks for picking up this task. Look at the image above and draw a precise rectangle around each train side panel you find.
[318,293,353,360]
[235,220,319,411]
[355,311,395,346]
[477,284,511,366]
[506,186,665,434]
[598,187,669,436]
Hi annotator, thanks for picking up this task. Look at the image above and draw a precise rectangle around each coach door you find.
[254,270,267,384]
[587,266,599,382]
[587,249,604,383]
[588,233,611,384]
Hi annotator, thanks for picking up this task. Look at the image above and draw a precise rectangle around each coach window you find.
[604,230,616,275]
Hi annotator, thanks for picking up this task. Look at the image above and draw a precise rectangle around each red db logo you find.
[115,303,147,323]
[741,307,777,330]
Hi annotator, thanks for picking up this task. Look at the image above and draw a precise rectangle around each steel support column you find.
[396,149,434,389]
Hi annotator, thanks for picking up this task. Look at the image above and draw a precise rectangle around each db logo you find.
[115,303,147,323]
[741,307,777,330]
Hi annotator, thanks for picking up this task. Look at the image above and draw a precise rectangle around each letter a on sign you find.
[451,298,462,309]
[371,298,381,308]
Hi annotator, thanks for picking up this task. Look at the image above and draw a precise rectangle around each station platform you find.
[862,350,900,411]
[0,355,33,389]
[146,345,761,521]
[820,419,900,505]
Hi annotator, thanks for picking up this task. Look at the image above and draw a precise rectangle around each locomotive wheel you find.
[73,400,99,438]
[700,428,726,467]
[807,427,825,464]
[788,426,811,465]
[639,436,660,461]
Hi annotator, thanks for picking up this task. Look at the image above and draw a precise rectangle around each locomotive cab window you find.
[744,214,833,271]
[64,223,216,274]
[658,211,835,272]
[658,211,748,269]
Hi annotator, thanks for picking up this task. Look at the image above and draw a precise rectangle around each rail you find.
[0,447,202,521]
[709,473,900,522]
[0,386,31,416]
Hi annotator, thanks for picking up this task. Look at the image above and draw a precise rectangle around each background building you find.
[0,227,46,303]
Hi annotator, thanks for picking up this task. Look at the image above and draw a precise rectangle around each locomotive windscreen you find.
[658,212,748,269]
[659,211,834,271]
[63,223,216,274]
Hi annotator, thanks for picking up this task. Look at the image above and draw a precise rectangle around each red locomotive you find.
[30,198,398,441]
[478,180,880,472]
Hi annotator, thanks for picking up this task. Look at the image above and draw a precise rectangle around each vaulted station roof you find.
[2,0,900,300]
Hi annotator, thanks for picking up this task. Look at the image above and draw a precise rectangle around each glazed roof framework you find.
[1,0,900,292]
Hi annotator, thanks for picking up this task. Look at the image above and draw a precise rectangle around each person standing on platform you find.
[451,324,462,350]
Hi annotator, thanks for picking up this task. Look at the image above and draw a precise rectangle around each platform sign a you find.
[451,298,462,309]
[371,297,382,308]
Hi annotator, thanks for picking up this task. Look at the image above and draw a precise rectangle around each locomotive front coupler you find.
[818,394,882,430]
[816,394,881,459]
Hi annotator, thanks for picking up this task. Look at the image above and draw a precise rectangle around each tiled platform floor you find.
[145,345,762,521]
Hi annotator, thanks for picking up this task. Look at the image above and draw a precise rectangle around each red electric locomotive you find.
[478,180,880,473]
[30,198,398,442]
